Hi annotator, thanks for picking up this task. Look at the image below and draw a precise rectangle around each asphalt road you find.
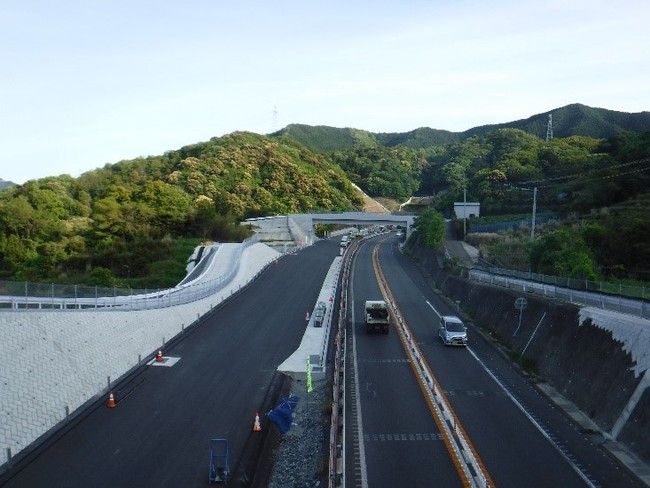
[345,236,464,487]
[342,234,643,487]
[1,240,341,488]
[3,235,644,487]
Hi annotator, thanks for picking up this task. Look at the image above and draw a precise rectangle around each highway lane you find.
[345,236,464,487]
[375,234,643,488]
[1,239,341,487]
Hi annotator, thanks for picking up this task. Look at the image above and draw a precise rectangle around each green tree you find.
[529,229,598,280]
[92,196,124,237]
[136,180,191,233]
[2,234,38,275]
[88,266,115,287]
[413,209,446,249]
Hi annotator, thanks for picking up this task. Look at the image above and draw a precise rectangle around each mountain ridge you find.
[3,103,649,186]
[272,103,650,153]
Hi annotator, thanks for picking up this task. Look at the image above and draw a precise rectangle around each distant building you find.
[453,202,480,219]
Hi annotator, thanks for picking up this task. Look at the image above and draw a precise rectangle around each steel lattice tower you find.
[546,113,554,141]
[272,105,279,133]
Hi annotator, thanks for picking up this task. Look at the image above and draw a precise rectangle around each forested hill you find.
[0,179,16,191]
[0,132,363,286]
[463,103,650,140]
[272,103,650,153]
[270,124,458,152]
[1,106,649,287]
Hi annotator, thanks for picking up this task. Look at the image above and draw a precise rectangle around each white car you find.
[438,315,468,346]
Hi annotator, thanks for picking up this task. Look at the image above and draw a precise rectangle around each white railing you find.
[469,269,649,319]
[0,237,259,312]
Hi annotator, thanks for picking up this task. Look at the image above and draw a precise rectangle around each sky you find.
[1,1,649,184]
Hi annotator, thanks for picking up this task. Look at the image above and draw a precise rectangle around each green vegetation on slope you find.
[0,132,362,286]
[272,104,650,154]
[271,124,378,153]
[2,104,649,288]
[331,145,431,201]
[432,129,650,280]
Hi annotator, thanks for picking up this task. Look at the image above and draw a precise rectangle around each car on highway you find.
[438,315,468,346]
[313,301,326,327]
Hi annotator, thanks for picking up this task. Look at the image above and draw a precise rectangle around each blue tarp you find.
[268,395,299,433]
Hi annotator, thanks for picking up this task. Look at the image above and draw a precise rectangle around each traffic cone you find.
[252,412,262,432]
[107,392,116,408]
[156,350,163,362]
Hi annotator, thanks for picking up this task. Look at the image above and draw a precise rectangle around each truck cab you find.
[365,300,390,334]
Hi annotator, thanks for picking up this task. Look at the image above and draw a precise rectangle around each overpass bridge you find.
[300,211,414,231]
[245,211,416,251]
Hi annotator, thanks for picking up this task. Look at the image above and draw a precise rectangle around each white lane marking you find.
[428,298,596,486]
[426,300,442,319]
[466,347,597,488]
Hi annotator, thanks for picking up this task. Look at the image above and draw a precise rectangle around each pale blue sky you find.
[2,0,648,184]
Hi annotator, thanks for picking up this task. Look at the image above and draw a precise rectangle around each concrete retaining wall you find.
[404,236,650,464]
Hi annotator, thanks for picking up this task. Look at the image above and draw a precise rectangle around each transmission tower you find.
[546,113,553,141]
[272,105,279,133]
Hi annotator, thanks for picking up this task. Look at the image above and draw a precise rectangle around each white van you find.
[438,315,468,346]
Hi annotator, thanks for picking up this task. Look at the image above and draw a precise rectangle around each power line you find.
[517,157,650,188]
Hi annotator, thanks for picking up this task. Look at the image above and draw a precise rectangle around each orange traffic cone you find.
[107,392,116,408]
[156,350,163,362]
[252,412,262,432]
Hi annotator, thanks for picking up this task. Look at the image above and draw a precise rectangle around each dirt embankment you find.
[354,184,392,213]
[403,236,650,464]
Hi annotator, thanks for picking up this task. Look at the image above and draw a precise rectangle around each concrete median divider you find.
[277,256,342,382]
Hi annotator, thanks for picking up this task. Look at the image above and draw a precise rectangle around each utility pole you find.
[531,186,537,241]
[463,188,467,238]
[508,185,538,241]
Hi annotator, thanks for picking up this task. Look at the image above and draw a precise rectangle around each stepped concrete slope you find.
[242,215,317,250]
[0,242,280,468]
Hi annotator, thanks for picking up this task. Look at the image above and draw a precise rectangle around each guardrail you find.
[328,239,355,488]
[0,237,259,311]
[469,269,649,319]
[472,264,649,301]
